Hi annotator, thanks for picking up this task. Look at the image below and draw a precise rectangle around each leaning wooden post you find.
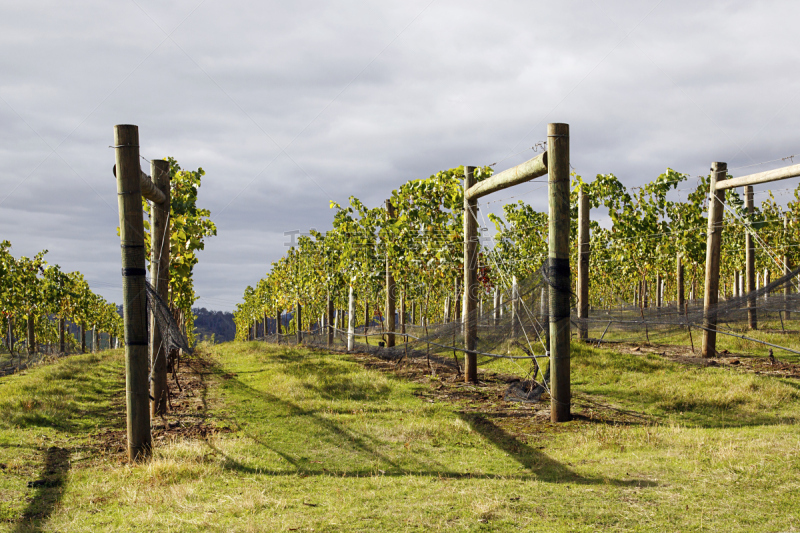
[577,187,590,340]
[114,124,151,461]
[463,165,478,383]
[385,200,396,347]
[548,122,571,423]
[744,185,757,329]
[149,159,170,417]
[347,284,355,352]
[702,162,727,358]
[785,217,792,319]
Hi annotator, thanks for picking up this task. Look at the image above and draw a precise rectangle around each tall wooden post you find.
[745,185,757,329]
[785,217,792,319]
[548,123,570,422]
[150,159,170,418]
[463,165,478,383]
[80,322,86,353]
[59,317,65,353]
[114,124,151,461]
[296,302,302,344]
[577,188,590,340]
[326,295,334,346]
[385,200,396,347]
[347,284,355,351]
[702,162,727,358]
[677,254,685,315]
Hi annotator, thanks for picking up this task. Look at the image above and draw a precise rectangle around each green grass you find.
[0,341,799,531]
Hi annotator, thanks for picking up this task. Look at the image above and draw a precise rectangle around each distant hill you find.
[193,307,236,344]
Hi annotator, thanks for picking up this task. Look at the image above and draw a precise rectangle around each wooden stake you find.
[677,254,685,315]
[80,322,86,353]
[296,302,302,344]
[702,162,727,358]
[547,123,570,423]
[26,315,34,354]
[114,124,151,461]
[385,200,396,347]
[493,289,500,326]
[577,187,590,341]
[149,159,170,418]
[511,275,519,338]
[347,284,355,352]
[785,216,792,320]
[59,317,65,354]
[463,165,478,383]
[745,185,757,329]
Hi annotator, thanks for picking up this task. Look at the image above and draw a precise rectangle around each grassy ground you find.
[0,341,799,532]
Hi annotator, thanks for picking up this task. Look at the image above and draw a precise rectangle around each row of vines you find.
[234,163,800,337]
[0,241,121,353]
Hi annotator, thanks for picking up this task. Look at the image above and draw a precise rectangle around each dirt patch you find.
[346,349,651,442]
[610,341,800,378]
[90,351,230,461]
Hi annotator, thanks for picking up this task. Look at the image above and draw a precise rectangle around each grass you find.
[0,341,799,531]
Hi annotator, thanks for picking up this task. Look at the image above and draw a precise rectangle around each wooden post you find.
[540,284,550,353]
[463,165,478,383]
[443,296,450,323]
[347,284,355,351]
[149,159,170,418]
[764,268,770,301]
[577,187,590,341]
[656,274,663,308]
[400,291,407,335]
[364,299,370,342]
[114,124,151,461]
[326,295,334,346]
[59,317,65,353]
[26,315,34,354]
[643,278,649,308]
[677,254,685,315]
[548,123,570,423]
[385,200,396,347]
[785,217,792,319]
[511,276,519,338]
[493,289,500,326]
[702,162,726,358]
[80,322,86,353]
[745,185,757,329]
[296,301,302,344]
[263,311,268,339]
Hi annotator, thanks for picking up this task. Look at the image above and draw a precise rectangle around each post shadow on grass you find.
[14,446,71,533]
[458,412,655,487]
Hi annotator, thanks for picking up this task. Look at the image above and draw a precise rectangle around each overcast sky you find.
[2,1,799,311]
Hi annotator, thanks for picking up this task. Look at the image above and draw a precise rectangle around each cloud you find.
[2,0,800,310]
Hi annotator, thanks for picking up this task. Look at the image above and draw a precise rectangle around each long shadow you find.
[207,357,653,485]
[458,412,654,487]
[14,446,71,533]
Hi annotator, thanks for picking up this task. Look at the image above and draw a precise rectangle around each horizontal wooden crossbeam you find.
[717,162,800,190]
[465,151,548,201]
[112,164,167,205]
